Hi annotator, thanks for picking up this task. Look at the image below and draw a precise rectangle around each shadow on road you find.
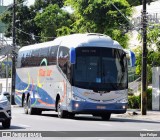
[74,116,160,124]
[40,113,160,124]
[0,125,25,130]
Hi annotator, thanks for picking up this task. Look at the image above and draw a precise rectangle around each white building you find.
[0,78,11,93]
[129,0,160,49]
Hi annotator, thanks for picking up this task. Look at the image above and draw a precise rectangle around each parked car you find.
[0,92,11,128]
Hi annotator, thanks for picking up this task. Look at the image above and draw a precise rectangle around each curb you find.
[115,110,160,121]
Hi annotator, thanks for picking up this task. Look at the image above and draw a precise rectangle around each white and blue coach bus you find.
[15,33,135,120]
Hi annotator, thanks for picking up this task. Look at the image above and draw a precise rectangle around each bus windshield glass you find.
[73,47,127,91]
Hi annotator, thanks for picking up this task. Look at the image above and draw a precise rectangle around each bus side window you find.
[21,50,31,67]
[48,46,58,65]
[39,47,49,66]
[58,46,70,78]
[31,49,40,66]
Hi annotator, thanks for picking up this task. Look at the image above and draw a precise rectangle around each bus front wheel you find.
[28,96,36,115]
[57,101,68,118]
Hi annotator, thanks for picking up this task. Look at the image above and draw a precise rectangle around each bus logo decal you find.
[39,69,52,77]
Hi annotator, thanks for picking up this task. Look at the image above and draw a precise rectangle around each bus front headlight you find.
[72,94,86,102]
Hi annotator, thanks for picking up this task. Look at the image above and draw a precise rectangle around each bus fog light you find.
[122,105,126,109]
[75,103,79,108]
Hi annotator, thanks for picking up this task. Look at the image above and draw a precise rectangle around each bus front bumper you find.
[69,100,127,114]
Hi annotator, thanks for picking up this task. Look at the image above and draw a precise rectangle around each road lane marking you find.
[17,124,31,128]
[98,123,112,126]
[141,129,154,131]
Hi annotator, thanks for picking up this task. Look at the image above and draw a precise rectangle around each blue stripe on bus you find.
[15,74,55,107]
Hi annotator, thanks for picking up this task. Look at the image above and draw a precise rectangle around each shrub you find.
[128,88,152,110]
[128,95,140,109]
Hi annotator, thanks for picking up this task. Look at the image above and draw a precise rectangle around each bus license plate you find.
[96,106,106,109]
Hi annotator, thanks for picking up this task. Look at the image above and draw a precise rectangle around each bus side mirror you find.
[130,51,136,67]
[70,47,76,64]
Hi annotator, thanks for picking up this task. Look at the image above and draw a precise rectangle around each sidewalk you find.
[115,109,160,121]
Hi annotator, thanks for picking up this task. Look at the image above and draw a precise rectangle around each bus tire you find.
[22,94,25,107]
[35,109,42,115]
[68,112,75,119]
[24,97,28,114]
[101,113,111,121]
[28,96,36,115]
[57,100,67,118]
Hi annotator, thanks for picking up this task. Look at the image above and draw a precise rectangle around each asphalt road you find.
[0,106,160,140]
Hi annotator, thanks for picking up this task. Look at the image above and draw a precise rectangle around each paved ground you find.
[116,109,160,121]
[0,106,160,140]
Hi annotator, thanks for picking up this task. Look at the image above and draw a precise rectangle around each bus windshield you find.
[73,47,128,91]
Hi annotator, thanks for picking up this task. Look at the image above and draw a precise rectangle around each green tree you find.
[34,4,73,42]
[0,0,134,48]
[34,0,64,10]
[126,0,154,6]
[0,0,65,46]
[65,0,132,48]
[135,25,160,83]
[126,0,142,6]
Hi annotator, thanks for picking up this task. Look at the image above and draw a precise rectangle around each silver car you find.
[0,92,11,129]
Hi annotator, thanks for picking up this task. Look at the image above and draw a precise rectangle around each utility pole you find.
[6,54,8,92]
[141,0,147,115]
[11,0,16,105]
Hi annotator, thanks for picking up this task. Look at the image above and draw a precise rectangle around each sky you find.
[3,0,35,6]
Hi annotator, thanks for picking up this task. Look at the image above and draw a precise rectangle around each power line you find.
[15,27,56,39]
[109,0,134,28]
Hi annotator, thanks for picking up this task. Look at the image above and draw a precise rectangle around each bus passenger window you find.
[58,46,69,77]
[39,47,49,57]
[39,47,49,66]
[48,46,58,65]
[21,50,32,67]
[31,49,40,66]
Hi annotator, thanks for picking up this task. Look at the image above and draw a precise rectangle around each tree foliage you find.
[126,0,155,6]
[0,0,133,48]
[65,0,132,48]
[135,25,160,83]
[0,0,66,46]
[34,4,73,42]
[0,0,41,46]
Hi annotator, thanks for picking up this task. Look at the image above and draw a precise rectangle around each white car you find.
[0,92,11,129]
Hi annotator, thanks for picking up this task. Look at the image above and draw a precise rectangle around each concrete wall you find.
[152,67,160,110]
[0,78,11,93]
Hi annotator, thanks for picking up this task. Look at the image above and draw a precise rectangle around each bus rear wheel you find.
[24,97,28,114]
[57,101,68,118]
[101,113,111,121]
[68,112,75,119]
